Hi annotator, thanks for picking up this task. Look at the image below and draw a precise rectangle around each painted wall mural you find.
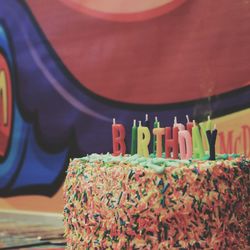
[0,0,249,206]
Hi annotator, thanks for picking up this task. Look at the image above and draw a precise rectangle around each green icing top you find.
[78,153,241,174]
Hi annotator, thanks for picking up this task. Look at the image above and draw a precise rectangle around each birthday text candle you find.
[152,116,158,154]
[112,118,126,156]
[165,126,179,159]
[153,127,165,158]
[206,125,218,160]
[143,114,150,129]
[199,115,213,151]
[137,121,151,157]
[178,130,192,160]
[173,116,185,131]
[186,115,193,136]
[192,121,205,158]
[130,119,137,155]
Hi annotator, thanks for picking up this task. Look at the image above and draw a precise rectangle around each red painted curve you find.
[26,0,250,105]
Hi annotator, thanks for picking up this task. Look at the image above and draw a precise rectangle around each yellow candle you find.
[137,121,151,157]
[199,115,213,150]
[192,121,205,158]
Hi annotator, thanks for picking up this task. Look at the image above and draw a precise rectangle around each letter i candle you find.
[130,119,137,155]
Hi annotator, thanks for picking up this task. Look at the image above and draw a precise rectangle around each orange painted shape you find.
[59,0,186,22]
[214,109,250,157]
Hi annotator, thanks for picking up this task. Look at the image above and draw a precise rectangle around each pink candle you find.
[178,130,192,160]
[173,116,185,131]
[112,118,126,156]
[165,126,178,159]
[185,115,193,136]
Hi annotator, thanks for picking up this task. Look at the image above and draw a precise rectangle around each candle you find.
[152,116,158,154]
[112,118,126,156]
[199,115,212,150]
[192,121,205,158]
[143,113,150,129]
[130,119,137,155]
[157,121,165,153]
[165,126,178,159]
[153,127,165,158]
[173,116,185,131]
[178,130,192,160]
[137,121,151,157]
[206,125,217,160]
[186,115,193,136]
[144,114,152,153]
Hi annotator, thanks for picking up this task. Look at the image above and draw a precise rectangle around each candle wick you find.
[133,119,136,127]
[155,116,158,122]
[139,120,142,127]
[192,120,196,126]
[186,115,190,123]
[113,118,116,124]
[145,114,148,121]
[174,116,177,124]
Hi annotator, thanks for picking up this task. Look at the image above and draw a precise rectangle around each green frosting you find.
[79,153,240,174]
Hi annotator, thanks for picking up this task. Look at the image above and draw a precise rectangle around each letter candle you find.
[186,115,193,136]
[173,116,185,131]
[137,121,151,157]
[130,119,137,155]
[165,126,179,159]
[178,130,192,160]
[153,125,165,158]
[199,115,212,151]
[206,125,217,160]
[144,114,152,153]
[112,118,126,156]
[192,120,205,158]
[157,121,165,153]
[144,114,150,129]
[152,116,158,154]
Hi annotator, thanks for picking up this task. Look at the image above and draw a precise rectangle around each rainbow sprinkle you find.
[63,154,249,249]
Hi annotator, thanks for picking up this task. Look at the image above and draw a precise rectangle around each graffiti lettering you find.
[218,125,250,157]
[219,130,233,154]
[0,70,8,125]
[0,53,12,158]
[242,125,250,157]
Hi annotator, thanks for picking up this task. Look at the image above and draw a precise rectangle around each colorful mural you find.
[0,0,249,211]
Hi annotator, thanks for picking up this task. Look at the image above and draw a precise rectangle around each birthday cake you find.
[63,154,250,249]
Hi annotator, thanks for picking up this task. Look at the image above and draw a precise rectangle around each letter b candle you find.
[112,118,126,156]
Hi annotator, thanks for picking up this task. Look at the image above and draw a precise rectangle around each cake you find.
[63,154,249,249]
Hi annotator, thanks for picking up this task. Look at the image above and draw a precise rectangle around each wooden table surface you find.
[0,210,65,249]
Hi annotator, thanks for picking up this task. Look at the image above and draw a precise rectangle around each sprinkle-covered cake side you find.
[63,155,249,249]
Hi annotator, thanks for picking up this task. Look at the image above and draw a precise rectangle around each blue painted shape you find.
[0,24,29,189]
[0,25,12,64]
[12,126,68,189]
[0,104,28,189]
[0,23,69,194]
